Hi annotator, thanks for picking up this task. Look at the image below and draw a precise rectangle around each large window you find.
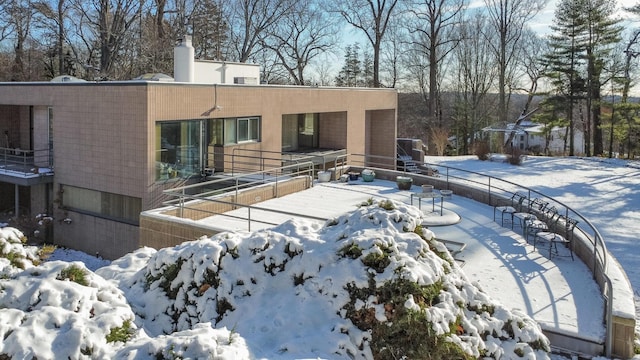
[61,185,141,225]
[156,120,202,179]
[281,113,318,151]
[157,117,261,180]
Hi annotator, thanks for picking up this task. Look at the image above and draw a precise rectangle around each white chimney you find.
[174,36,194,83]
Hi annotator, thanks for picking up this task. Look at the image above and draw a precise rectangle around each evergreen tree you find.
[583,0,622,155]
[335,44,372,87]
[532,96,571,154]
[544,0,621,156]
[361,51,374,87]
[191,0,229,61]
[544,0,589,156]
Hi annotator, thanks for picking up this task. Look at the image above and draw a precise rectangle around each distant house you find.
[482,120,584,155]
[504,120,584,155]
[0,36,398,259]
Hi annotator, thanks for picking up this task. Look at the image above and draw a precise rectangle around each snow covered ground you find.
[424,154,640,337]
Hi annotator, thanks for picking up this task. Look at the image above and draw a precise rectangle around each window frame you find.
[236,117,260,143]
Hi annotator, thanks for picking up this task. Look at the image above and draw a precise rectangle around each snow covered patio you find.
[152,177,607,356]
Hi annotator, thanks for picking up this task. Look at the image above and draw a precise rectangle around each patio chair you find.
[529,198,550,216]
[514,211,537,231]
[493,192,526,227]
[533,214,578,260]
[522,205,557,242]
[514,197,550,230]
[523,216,548,243]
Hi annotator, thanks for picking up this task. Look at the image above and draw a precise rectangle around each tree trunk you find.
[429,24,438,125]
[592,77,603,155]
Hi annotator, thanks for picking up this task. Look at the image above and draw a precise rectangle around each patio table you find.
[410,191,444,215]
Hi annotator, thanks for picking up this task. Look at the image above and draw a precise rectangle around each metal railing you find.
[351,153,614,357]
[162,161,320,231]
[229,148,347,175]
[0,147,53,176]
[443,165,613,357]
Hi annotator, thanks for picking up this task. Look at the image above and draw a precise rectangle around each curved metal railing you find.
[349,153,614,357]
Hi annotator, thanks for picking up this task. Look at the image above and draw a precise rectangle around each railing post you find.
[593,236,598,281]
[445,167,450,189]
[179,188,185,218]
[247,207,251,232]
[605,278,613,358]
[275,171,279,198]
[235,177,239,208]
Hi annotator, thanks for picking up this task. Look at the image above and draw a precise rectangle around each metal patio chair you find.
[493,192,526,227]
[533,214,578,260]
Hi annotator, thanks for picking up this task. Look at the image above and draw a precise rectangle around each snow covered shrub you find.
[378,199,396,210]
[343,278,473,360]
[0,261,137,359]
[507,147,525,165]
[106,319,134,343]
[0,227,38,275]
[361,243,392,273]
[338,242,363,259]
[113,198,549,359]
[112,323,251,359]
[6,212,53,244]
[57,264,89,286]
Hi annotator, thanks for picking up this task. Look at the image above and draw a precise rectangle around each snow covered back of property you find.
[0,199,550,359]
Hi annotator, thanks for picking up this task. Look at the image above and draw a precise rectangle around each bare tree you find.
[483,0,546,125]
[265,0,337,85]
[32,0,71,77]
[6,0,37,81]
[451,13,497,155]
[70,0,142,79]
[0,0,15,43]
[226,0,296,63]
[430,126,450,155]
[312,53,336,86]
[332,0,401,87]
[380,20,404,88]
[129,2,175,76]
[502,29,547,149]
[406,0,466,125]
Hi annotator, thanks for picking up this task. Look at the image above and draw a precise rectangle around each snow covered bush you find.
[0,199,550,359]
[0,228,246,359]
[113,198,550,359]
[0,227,38,277]
[0,260,136,358]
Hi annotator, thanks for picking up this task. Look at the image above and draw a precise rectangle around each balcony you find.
[0,147,54,186]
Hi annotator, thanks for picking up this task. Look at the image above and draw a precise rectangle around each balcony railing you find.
[0,147,53,177]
